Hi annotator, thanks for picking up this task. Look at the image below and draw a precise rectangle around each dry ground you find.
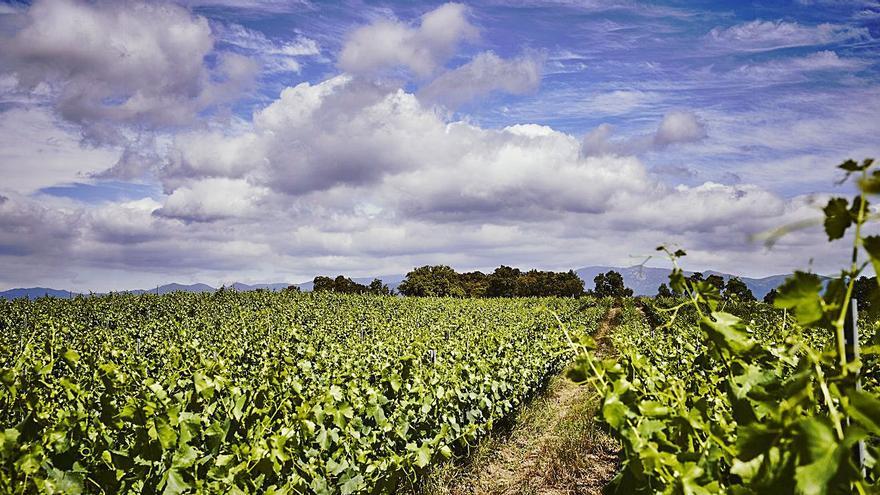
[406,307,621,495]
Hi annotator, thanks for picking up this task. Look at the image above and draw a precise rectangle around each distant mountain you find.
[0,287,77,300]
[229,282,291,291]
[576,265,792,298]
[128,283,216,295]
[0,268,794,301]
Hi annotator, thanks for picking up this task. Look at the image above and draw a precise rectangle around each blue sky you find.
[0,0,878,291]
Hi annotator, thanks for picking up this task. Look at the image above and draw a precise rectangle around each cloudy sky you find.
[0,0,878,291]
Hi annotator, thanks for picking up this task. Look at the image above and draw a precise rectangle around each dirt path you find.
[418,306,621,495]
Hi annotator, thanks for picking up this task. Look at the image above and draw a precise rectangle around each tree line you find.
[310,275,392,295]
[307,266,641,298]
[396,265,587,297]
[656,271,755,301]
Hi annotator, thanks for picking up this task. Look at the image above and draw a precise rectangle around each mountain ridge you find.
[0,267,802,300]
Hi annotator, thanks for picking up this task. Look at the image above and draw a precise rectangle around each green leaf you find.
[439,445,453,459]
[155,418,178,450]
[737,423,779,461]
[860,169,880,194]
[773,272,824,325]
[862,236,880,279]
[847,389,880,435]
[340,475,364,495]
[638,400,670,418]
[700,312,755,356]
[172,445,199,469]
[193,371,213,399]
[838,159,865,172]
[602,395,629,429]
[162,469,190,495]
[795,449,841,495]
[792,418,841,495]
[62,348,80,364]
[414,444,432,468]
[822,197,851,241]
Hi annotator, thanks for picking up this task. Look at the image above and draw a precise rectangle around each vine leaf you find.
[822,197,851,241]
[793,418,841,495]
[773,272,824,325]
[862,235,880,280]
[701,312,755,355]
[846,389,880,435]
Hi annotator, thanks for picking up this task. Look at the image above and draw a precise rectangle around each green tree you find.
[458,271,489,298]
[723,277,755,301]
[313,275,368,294]
[485,266,521,298]
[705,274,725,291]
[852,275,877,313]
[312,276,334,292]
[593,270,633,298]
[398,265,466,297]
[762,288,778,305]
[656,283,673,298]
[368,278,392,296]
[554,270,586,297]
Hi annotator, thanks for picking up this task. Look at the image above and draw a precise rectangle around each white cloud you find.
[0,0,878,289]
[582,110,707,156]
[733,51,864,80]
[1,0,257,141]
[707,20,870,51]
[0,107,118,194]
[180,0,312,13]
[586,90,659,115]
[338,2,478,77]
[216,23,321,73]
[155,178,268,222]
[654,110,707,146]
[418,51,542,108]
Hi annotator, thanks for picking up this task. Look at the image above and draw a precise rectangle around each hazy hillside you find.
[575,266,791,298]
[1,269,790,300]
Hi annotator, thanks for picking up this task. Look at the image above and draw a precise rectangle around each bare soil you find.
[411,306,621,495]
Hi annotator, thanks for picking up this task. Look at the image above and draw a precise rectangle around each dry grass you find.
[403,307,621,495]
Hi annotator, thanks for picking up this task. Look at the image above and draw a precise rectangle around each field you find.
[1,279,879,494]
[568,285,880,494]
[3,287,878,495]
[0,292,608,494]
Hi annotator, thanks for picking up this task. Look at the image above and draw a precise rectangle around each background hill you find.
[574,266,791,298]
[1,268,789,300]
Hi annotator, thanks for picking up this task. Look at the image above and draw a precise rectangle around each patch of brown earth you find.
[413,306,621,495]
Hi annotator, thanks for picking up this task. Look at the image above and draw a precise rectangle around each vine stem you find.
[833,170,868,374]
[812,354,845,440]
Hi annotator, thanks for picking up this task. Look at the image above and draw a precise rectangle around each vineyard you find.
[0,292,607,494]
[567,160,880,494]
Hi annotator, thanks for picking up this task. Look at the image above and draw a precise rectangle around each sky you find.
[0,0,879,292]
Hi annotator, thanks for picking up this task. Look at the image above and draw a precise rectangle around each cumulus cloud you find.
[154,78,777,244]
[418,51,542,108]
[707,20,870,51]
[2,1,869,293]
[582,110,707,156]
[337,2,478,77]
[154,178,268,222]
[165,76,652,215]
[654,111,708,146]
[1,0,257,142]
